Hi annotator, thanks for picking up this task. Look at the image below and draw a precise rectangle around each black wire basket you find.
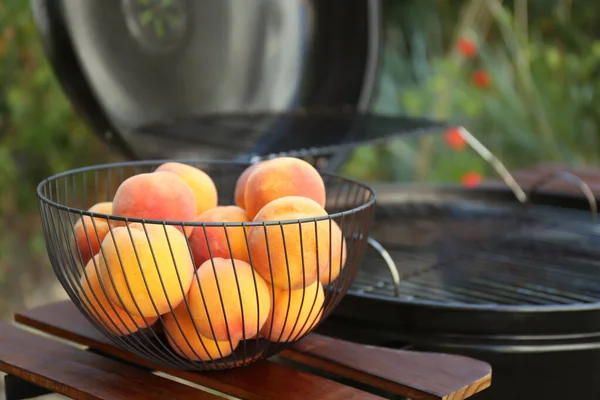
[36,159,376,370]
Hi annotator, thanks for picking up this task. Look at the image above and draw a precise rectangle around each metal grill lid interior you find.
[32,0,446,160]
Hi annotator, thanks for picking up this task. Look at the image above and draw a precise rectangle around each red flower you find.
[472,70,491,88]
[444,128,466,150]
[457,38,477,58]
[461,172,483,188]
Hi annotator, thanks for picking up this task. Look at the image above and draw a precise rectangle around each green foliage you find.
[0,1,110,217]
[0,1,113,293]
[344,0,600,184]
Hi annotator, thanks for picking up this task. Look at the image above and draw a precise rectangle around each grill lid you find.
[31,0,447,161]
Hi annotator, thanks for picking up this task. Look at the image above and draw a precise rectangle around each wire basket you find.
[36,160,376,370]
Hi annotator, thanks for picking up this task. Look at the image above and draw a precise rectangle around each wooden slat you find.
[0,322,220,400]
[15,301,382,400]
[284,334,491,400]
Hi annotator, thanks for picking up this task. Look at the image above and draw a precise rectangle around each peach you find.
[80,255,157,336]
[187,258,270,342]
[234,162,261,210]
[72,202,113,265]
[98,223,195,318]
[188,206,250,266]
[155,162,218,216]
[244,157,326,219]
[112,172,196,235]
[319,220,347,285]
[248,196,332,290]
[163,301,239,361]
[260,280,324,342]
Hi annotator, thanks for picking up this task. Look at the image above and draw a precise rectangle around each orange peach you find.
[112,172,196,235]
[248,196,332,290]
[80,255,157,335]
[155,162,218,216]
[234,162,261,210]
[187,258,270,342]
[244,157,326,219]
[163,301,240,361]
[188,206,250,266]
[98,223,195,318]
[319,220,347,285]
[72,202,113,265]
[260,280,324,342]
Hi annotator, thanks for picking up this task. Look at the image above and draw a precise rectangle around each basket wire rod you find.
[221,227,250,360]
[277,222,294,344]
[198,228,238,363]
[289,220,322,343]
[172,227,217,365]
[169,223,230,364]
[241,224,264,363]
[458,126,528,204]
[367,237,401,297]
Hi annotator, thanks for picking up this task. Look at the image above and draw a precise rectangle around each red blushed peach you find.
[72,202,113,265]
[188,206,250,267]
[260,280,324,342]
[234,162,261,210]
[248,196,332,290]
[319,220,347,285]
[187,258,270,342]
[80,255,158,336]
[112,172,196,235]
[163,301,240,361]
[244,157,326,219]
[155,162,218,216]
[98,223,195,318]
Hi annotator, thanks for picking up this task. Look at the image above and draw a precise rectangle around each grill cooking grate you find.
[350,201,600,306]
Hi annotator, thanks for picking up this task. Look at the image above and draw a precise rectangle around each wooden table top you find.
[0,301,491,399]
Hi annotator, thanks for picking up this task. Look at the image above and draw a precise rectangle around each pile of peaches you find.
[72,157,346,362]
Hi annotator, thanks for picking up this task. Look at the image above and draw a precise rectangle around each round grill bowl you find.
[329,183,600,343]
[36,160,375,371]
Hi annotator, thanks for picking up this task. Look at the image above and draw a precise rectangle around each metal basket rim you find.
[36,158,377,227]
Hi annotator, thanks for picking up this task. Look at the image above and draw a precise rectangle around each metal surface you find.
[31,0,385,161]
[36,160,376,371]
[330,183,600,336]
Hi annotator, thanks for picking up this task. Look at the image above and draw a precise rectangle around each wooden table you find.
[0,301,491,399]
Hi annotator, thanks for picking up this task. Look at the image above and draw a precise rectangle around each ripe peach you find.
[234,162,261,210]
[98,223,195,318]
[155,162,218,216]
[260,280,324,342]
[163,301,239,361]
[80,255,157,336]
[72,202,113,265]
[187,258,270,342]
[244,157,326,219]
[319,220,347,285]
[188,206,250,266]
[248,196,332,290]
[112,172,196,235]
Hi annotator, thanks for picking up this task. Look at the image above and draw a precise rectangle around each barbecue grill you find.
[319,180,600,399]
[32,0,600,398]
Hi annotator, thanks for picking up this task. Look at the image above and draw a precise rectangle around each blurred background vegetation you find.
[1,0,600,319]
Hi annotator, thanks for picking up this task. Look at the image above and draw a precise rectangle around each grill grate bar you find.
[354,244,600,305]
[479,252,600,295]
[356,198,600,307]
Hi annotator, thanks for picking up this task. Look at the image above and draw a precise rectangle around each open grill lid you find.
[31,0,447,161]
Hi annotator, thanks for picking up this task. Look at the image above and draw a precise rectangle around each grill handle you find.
[526,171,598,222]
[366,237,401,297]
